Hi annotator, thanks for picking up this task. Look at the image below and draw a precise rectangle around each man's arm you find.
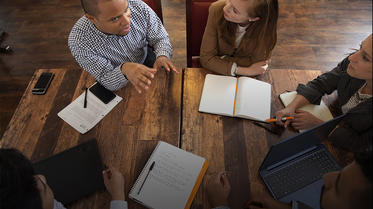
[140,1,178,72]
[143,3,172,60]
[69,46,128,91]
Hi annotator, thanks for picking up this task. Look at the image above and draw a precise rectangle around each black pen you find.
[253,121,279,135]
[137,161,155,195]
[84,87,88,108]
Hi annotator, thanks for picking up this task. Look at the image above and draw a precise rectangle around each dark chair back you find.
[186,0,216,67]
[142,0,163,22]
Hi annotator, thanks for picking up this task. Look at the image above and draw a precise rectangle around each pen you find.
[253,122,280,135]
[265,116,293,123]
[84,87,88,108]
[137,161,155,195]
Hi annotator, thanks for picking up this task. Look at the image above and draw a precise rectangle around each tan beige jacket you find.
[200,0,264,75]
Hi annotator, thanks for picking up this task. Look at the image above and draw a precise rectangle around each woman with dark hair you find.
[200,0,278,77]
[0,149,128,209]
[275,34,372,152]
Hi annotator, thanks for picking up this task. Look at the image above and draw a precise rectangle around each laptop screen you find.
[33,138,105,204]
[261,114,345,169]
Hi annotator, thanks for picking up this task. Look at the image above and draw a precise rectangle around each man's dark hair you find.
[355,145,373,183]
[0,148,42,209]
[81,0,100,16]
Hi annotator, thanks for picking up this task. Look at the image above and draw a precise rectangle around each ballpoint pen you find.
[84,87,88,108]
[137,161,155,195]
[265,116,293,123]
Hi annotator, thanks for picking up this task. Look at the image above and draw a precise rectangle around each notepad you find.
[129,141,208,209]
[58,83,122,134]
[199,74,271,122]
[280,91,333,131]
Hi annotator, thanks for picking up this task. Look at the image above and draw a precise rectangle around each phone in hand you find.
[32,72,54,95]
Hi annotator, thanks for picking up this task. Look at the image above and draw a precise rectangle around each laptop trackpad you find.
[280,179,323,209]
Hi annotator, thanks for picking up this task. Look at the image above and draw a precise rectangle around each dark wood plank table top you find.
[182,68,352,209]
[1,67,351,209]
[0,68,182,209]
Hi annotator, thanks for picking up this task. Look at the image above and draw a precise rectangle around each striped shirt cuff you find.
[110,200,128,209]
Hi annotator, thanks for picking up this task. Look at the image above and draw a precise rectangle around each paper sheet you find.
[58,85,122,134]
[235,76,271,121]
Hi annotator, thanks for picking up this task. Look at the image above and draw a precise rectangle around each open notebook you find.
[280,91,334,131]
[129,141,208,209]
[199,74,271,122]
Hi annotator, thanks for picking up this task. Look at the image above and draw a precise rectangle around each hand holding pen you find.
[274,106,296,128]
[266,116,293,123]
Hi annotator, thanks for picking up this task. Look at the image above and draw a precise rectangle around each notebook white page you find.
[58,85,122,134]
[280,91,333,122]
[199,74,237,117]
[280,91,333,132]
[234,77,271,122]
[129,141,206,209]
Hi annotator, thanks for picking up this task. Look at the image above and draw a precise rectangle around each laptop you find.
[259,114,345,209]
[33,138,105,204]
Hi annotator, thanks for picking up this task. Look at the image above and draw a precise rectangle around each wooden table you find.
[0,68,182,209]
[182,68,351,209]
[1,67,350,209]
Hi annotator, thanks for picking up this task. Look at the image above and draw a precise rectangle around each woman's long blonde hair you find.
[218,0,279,61]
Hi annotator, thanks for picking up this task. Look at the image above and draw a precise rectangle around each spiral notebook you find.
[129,141,208,209]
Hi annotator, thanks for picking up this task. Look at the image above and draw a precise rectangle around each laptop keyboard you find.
[264,150,340,199]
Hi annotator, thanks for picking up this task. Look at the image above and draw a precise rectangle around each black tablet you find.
[33,139,105,204]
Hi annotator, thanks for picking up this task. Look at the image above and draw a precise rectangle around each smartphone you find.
[89,82,116,104]
[32,72,54,95]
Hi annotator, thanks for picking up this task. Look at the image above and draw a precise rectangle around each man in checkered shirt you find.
[68,0,178,93]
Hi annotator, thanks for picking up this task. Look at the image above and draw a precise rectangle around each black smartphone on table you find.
[89,82,116,104]
[32,72,54,95]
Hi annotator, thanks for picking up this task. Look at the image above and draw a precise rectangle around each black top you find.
[296,56,372,152]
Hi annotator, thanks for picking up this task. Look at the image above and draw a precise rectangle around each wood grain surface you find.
[0,68,182,209]
[181,68,351,209]
[1,67,352,209]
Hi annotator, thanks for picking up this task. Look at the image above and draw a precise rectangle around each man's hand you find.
[103,167,125,201]
[292,110,323,130]
[247,195,291,209]
[153,56,179,73]
[206,172,231,208]
[122,62,156,93]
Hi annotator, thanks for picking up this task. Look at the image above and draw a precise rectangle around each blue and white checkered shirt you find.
[68,0,172,91]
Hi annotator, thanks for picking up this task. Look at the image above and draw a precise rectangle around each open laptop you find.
[259,114,345,209]
[33,138,105,204]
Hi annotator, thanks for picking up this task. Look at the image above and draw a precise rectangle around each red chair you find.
[186,0,216,67]
[142,0,163,22]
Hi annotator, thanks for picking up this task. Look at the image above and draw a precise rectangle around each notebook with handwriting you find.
[199,74,271,122]
[58,82,122,134]
[129,141,208,209]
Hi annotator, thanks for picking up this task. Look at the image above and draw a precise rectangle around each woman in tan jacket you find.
[200,0,278,76]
